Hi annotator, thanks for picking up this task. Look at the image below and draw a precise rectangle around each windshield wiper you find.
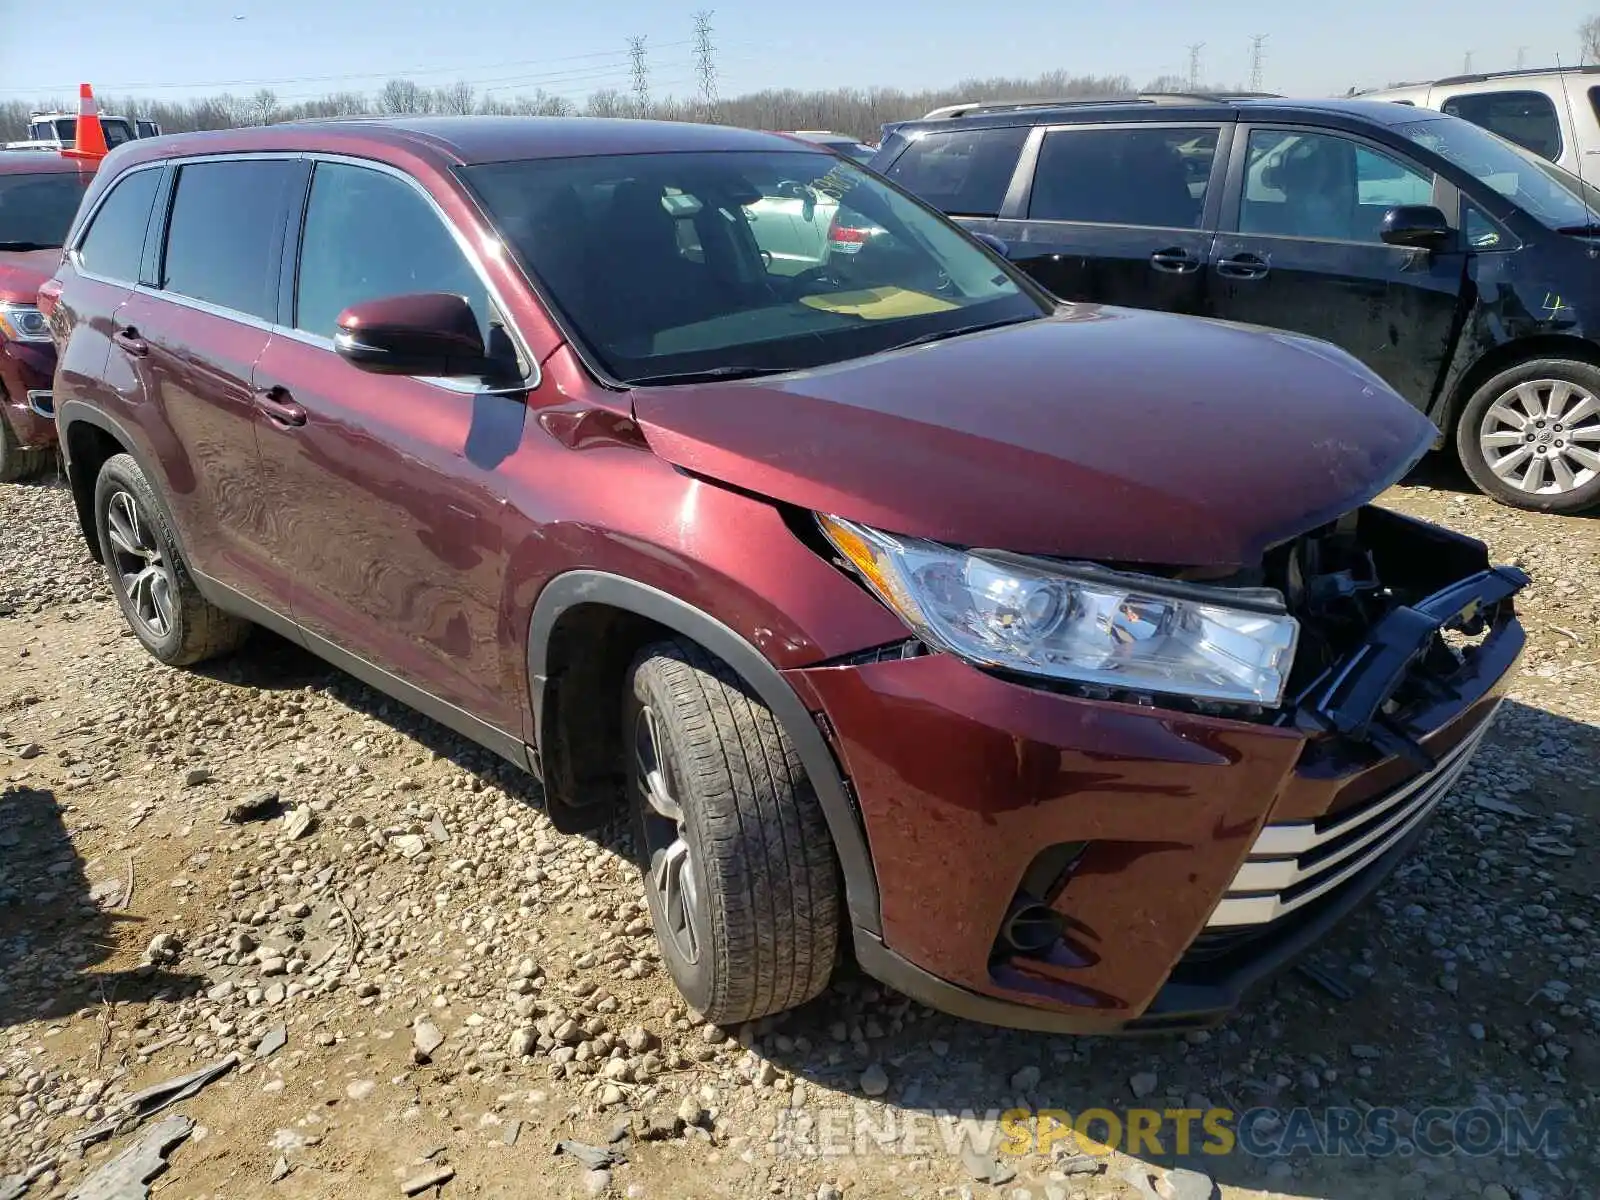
[0,241,58,251]
[622,365,799,387]
[1555,223,1600,236]
[881,316,1036,354]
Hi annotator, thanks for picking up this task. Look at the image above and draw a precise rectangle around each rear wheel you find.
[0,407,52,483]
[93,453,250,665]
[1456,358,1600,513]
[625,639,840,1024]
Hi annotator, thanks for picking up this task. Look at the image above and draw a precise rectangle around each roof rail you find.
[920,90,1281,119]
[1362,64,1600,93]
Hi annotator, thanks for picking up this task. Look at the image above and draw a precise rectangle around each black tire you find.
[625,638,840,1024]
[93,453,250,666]
[1455,358,1600,514]
[0,406,53,483]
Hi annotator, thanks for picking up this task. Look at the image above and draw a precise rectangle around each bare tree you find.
[436,81,476,115]
[378,78,427,115]
[1582,15,1600,65]
[251,88,279,126]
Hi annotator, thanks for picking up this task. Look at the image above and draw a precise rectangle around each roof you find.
[98,116,819,171]
[0,151,96,175]
[1365,64,1600,93]
[890,94,1446,135]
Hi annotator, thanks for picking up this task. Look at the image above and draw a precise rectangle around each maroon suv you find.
[46,119,1526,1033]
[0,152,95,479]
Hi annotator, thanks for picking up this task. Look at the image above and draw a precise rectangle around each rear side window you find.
[1440,91,1562,161]
[294,161,488,340]
[162,160,298,321]
[1028,126,1219,228]
[75,167,162,283]
[882,127,1027,216]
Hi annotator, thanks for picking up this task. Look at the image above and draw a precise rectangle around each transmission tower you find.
[1249,34,1268,92]
[1463,50,1474,72]
[628,36,650,114]
[693,10,718,109]
[1186,43,1205,91]
[1516,45,1529,68]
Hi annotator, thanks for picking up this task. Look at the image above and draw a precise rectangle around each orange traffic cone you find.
[61,84,109,162]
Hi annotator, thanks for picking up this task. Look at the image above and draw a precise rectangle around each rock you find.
[677,1097,707,1129]
[859,1064,889,1097]
[391,834,426,860]
[224,790,282,823]
[400,1166,455,1196]
[642,1110,682,1141]
[207,981,236,1002]
[346,1080,377,1101]
[146,933,182,965]
[1129,1071,1158,1099]
[282,807,315,840]
[583,1170,612,1196]
[623,1026,658,1053]
[700,1024,726,1045]
[961,1145,1017,1186]
[508,1028,538,1057]
[817,1186,844,1200]
[1481,1187,1512,1200]
[255,1026,287,1059]
[184,766,213,787]
[1349,1044,1382,1060]
[16,743,42,760]
[413,1020,445,1060]
[1011,1065,1041,1091]
[1164,1167,1216,1200]
[1055,1155,1103,1176]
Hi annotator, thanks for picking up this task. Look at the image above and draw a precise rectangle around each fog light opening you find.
[25,390,54,419]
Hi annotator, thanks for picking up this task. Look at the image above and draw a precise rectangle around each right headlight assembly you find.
[818,514,1299,707]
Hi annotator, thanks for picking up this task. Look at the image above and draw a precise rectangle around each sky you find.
[0,0,1592,108]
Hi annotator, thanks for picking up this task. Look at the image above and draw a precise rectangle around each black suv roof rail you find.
[919,90,1282,120]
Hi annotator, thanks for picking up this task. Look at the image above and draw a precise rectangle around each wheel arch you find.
[527,570,881,937]
[57,402,164,565]
[1435,334,1600,441]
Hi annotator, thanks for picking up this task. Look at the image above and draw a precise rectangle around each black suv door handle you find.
[252,385,307,427]
[113,326,149,357]
[1215,253,1270,281]
[1149,248,1200,274]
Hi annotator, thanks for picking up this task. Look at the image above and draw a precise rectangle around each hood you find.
[632,305,1437,567]
[0,248,63,305]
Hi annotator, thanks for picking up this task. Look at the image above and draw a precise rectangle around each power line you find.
[1249,34,1268,92]
[627,36,650,113]
[1186,42,1205,90]
[694,10,719,108]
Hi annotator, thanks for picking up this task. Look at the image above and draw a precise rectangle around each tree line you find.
[0,68,1231,145]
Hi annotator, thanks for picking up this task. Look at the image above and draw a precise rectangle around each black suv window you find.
[162,160,299,321]
[295,161,489,341]
[1028,126,1219,229]
[1239,130,1435,243]
[881,127,1028,216]
[75,167,162,283]
[1441,91,1562,161]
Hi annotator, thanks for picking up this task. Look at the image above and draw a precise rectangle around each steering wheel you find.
[792,265,846,290]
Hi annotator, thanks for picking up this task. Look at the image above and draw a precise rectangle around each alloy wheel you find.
[104,489,175,638]
[1478,379,1600,495]
[634,703,704,965]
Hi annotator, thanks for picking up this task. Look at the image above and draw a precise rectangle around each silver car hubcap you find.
[1479,379,1600,495]
[105,490,175,637]
[634,704,703,965]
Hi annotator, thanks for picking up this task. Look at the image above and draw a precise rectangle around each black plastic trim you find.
[57,401,183,566]
[526,570,882,936]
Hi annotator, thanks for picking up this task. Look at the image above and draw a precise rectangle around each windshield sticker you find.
[799,287,959,319]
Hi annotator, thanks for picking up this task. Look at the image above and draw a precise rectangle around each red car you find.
[0,152,95,479]
[45,119,1525,1033]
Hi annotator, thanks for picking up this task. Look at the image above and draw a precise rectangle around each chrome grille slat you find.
[1204,704,1498,930]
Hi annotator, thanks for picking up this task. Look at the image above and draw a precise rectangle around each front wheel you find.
[0,408,52,483]
[625,639,840,1024]
[1456,359,1600,513]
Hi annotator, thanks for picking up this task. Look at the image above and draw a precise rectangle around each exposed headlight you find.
[0,302,51,344]
[818,515,1299,706]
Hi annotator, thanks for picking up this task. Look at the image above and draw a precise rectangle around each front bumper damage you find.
[788,508,1526,1034]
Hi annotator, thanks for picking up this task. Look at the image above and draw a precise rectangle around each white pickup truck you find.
[1360,66,1600,179]
[5,111,161,153]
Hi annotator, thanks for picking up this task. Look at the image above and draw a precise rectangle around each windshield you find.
[1398,115,1600,231]
[0,171,93,249]
[460,149,1045,384]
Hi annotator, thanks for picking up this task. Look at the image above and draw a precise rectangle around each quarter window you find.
[1028,126,1220,228]
[1240,130,1435,243]
[882,126,1028,216]
[1440,91,1562,161]
[295,161,489,341]
[162,160,299,320]
[75,167,162,283]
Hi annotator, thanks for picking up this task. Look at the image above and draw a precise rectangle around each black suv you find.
[871,95,1600,514]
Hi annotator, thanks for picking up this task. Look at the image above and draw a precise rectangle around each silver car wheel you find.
[105,489,175,637]
[634,704,704,966]
[1478,378,1600,495]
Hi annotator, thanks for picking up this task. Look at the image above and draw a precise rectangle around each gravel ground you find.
[0,463,1595,1200]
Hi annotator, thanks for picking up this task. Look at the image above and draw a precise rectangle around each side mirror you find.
[335,293,507,379]
[1380,205,1453,249]
[972,231,1010,257]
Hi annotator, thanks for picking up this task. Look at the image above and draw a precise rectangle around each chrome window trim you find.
[65,160,168,287]
[293,152,541,395]
[73,149,541,398]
